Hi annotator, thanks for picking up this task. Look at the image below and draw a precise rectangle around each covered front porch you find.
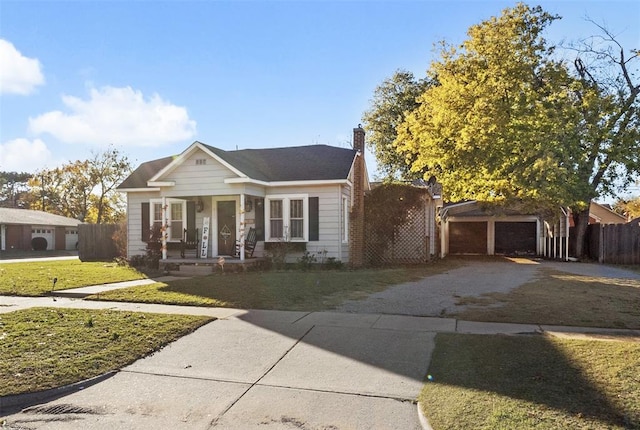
[151,193,265,263]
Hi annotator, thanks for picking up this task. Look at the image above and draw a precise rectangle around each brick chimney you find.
[350,125,365,267]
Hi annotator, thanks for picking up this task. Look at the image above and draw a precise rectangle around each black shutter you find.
[309,197,319,241]
[187,200,196,231]
[141,202,150,242]
[255,198,265,241]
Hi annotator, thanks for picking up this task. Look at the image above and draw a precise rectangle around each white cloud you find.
[0,138,54,173]
[0,39,45,95]
[28,86,197,146]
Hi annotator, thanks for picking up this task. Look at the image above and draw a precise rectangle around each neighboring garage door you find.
[449,221,487,254]
[65,228,79,250]
[495,222,537,255]
[32,227,54,250]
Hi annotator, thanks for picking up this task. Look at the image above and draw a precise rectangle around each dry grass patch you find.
[452,268,640,329]
[0,308,212,396]
[89,262,461,311]
[420,333,640,430]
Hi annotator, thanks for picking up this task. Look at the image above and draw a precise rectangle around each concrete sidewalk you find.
[2,299,639,429]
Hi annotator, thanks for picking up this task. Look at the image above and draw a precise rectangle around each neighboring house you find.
[117,127,370,263]
[0,208,81,252]
[584,202,627,225]
[439,201,570,259]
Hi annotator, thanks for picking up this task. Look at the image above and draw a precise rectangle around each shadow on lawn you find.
[427,333,636,428]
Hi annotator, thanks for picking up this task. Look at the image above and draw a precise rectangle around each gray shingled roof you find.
[117,155,175,189]
[0,208,81,227]
[118,143,357,190]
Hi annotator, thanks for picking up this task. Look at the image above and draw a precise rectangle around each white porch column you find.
[161,196,167,260]
[1,224,5,251]
[239,194,246,261]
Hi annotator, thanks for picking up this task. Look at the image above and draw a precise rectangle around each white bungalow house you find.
[117,127,370,264]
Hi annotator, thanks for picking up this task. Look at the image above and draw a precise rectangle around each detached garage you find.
[440,201,541,257]
[0,208,81,252]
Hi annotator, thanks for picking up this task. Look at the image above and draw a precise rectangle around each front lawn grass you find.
[420,333,640,430]
[0,307,212,396]
[453,268,640,329]
[89,263,460,311]
[0,260,147,296]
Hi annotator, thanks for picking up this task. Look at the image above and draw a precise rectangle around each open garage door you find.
[449,221,487,254]
[495,221,536,255]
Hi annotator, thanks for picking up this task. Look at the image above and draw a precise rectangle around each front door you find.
[217,201,236,255]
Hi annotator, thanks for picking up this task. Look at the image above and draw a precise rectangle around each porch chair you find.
[235,227,257,258]
[180,228,199,258]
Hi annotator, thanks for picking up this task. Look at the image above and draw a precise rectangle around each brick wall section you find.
[350,126,365,267]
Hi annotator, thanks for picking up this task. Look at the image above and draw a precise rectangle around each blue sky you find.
[1,1,639,195]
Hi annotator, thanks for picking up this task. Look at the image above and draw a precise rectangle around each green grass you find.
[0,260,147,296]
[0,307,212,396]
[452,268,640,329]
[420,333,640,430]
[88,263,460,310]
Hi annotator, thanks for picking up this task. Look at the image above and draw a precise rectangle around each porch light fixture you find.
[244,197,253,212]
[196,199,204,213]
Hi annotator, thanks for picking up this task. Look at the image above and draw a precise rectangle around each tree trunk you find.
[572,206,591,259]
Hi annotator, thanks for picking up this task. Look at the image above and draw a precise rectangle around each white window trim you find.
[265,194,309,242]
[149,198,186,242]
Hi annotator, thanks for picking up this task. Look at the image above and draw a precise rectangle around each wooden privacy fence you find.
[78,224,118,262]
[586,221,640,264]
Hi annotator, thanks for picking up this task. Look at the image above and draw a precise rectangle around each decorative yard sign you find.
[200,217,210,258]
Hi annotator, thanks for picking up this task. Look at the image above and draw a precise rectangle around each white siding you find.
[126,191,157,257]
[266,184,347,263]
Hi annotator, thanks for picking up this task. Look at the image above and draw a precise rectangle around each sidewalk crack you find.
[207,324,316,428]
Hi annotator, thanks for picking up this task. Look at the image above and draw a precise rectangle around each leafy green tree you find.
[614,196,640,220]
[372,3,639,257]
[0,171,32,208]
[362,70,431,180]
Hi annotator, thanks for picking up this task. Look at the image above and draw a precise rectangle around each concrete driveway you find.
[337,257,640,316]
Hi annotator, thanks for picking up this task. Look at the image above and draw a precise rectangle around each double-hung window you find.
[149,198,186,241]
[265,195,308,241]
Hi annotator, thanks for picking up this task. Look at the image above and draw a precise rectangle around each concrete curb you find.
[417,401,434,430]
[0,371,117,415]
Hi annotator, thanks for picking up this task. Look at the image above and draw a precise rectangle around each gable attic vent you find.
[196,159,206,165]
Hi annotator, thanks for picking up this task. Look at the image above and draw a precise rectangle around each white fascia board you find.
[117,188,161,193]
[225,178,349,187]
[224,177,271,186]
[147,181,176,187]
